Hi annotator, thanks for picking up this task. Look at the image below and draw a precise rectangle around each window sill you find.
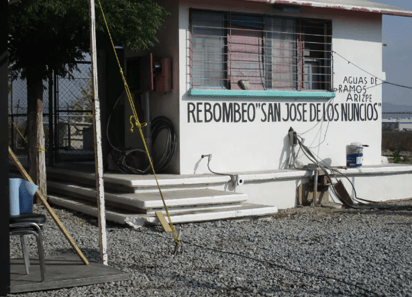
[189,89,336,99]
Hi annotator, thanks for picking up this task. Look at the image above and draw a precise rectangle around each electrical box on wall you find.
[154,57,172,93]
[126,53,172,93]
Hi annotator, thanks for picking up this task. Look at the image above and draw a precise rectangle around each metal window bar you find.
[191,10,332,91]
[192,34,332,46]
[193,13,330,30]
[190,70,333,76]
[192,25,333,38]
[189,42,333,54]
[191,60,332,68]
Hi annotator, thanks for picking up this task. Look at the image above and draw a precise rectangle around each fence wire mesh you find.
[8,62,93,164]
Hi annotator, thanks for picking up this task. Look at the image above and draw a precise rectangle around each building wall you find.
[124,0,181,173]
[178,0,384,175]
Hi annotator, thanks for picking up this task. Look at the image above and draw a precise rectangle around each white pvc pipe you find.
[89,0,108,265]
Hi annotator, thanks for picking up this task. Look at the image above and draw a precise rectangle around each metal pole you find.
[48,72,54,166]
[54,71,58,162]
[313,169,319,207]
[143,92,152,157]
[10,78,14,151]
[89,0,108,265]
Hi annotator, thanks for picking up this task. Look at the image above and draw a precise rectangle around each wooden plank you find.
[8,147,89,265]
[89,0,108,266]
[155,212,172,233]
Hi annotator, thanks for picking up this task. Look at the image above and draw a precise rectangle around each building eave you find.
[241,0,412,18]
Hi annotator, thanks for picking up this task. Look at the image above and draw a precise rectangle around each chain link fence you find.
[55,62,94,161]
[8,62,93,164]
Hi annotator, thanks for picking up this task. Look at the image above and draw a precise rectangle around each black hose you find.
[106,93,176,174]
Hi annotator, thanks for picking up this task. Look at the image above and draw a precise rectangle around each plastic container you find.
[346,142,364,168]
[9,178,22,216]
[9,178,38,216]
[19,180,38,214]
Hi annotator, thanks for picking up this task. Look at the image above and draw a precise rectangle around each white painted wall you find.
[205,166,412,208]
[177,0,385,175]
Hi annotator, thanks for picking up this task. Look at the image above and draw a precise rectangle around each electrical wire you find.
[294,132,412,210]
[296,135,368,208]
[202,155,231,177]
[143,230,381,297]
[106,92,176,174]
[333,51,412,90]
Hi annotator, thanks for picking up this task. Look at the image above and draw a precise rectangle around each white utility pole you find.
[89,0,108,265]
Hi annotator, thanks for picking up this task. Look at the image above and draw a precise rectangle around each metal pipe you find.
[48,71,54,166]
[10,79,14,151]
[143,92,152,157]
[313,169,319,207]
[54,71,59,162]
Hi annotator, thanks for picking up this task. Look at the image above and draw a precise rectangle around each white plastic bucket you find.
[346,142,363,168]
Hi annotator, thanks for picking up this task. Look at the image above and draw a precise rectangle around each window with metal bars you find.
[190,10,332,92]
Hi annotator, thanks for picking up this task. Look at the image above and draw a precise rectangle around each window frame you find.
[189,9,335,97]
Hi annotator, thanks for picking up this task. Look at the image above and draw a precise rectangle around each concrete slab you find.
[48,181,248,210]
[10,254,131,294]
[43,164,412,190]
[48,195,278,228]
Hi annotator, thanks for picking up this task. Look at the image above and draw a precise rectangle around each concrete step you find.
[48,180,248,214]
[48,195,278,228]
[45,167,231,193]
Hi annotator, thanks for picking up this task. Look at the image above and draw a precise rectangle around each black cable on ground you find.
[144,230,381,297]
[106,92,176,174]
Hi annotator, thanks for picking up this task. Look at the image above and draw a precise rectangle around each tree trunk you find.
[27,66,47,202]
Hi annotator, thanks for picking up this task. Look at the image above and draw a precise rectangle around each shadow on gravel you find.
[52,248,100,261]
[325,208,412,218]
[385,222,412,226]
[139,272,324,296]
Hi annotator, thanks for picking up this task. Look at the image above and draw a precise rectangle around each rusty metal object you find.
[333,180,354,207]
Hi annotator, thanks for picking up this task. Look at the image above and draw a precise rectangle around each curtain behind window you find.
[228,14,264,90]
[191,11,226,88]
[264,18,297,90]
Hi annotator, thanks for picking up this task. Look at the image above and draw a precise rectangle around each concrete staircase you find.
[12,164,278,227]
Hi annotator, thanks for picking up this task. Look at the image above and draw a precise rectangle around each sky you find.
[377,0,412,106]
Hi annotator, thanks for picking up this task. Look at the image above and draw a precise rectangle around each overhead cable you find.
[333,51,412,90]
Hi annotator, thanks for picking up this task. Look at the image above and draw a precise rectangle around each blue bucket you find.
[9,178,22,216]
[9,178,38,215]
[19,180,38,214]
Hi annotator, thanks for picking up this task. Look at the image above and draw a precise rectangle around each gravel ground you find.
[10,200,412,297]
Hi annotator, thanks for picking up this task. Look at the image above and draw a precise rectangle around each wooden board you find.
[155,212,172,233]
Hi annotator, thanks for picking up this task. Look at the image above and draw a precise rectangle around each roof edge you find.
[243,0,412,18]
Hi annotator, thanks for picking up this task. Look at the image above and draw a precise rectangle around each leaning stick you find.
[8,146,89,265]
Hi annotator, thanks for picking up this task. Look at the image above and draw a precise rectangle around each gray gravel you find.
[10,200,412,297]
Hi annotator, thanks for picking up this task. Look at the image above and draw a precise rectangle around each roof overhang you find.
[242,0,412,18]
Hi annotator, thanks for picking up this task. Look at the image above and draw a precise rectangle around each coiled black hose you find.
[107,92,176,174]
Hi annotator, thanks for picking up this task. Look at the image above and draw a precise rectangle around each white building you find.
[54,0,412,224]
